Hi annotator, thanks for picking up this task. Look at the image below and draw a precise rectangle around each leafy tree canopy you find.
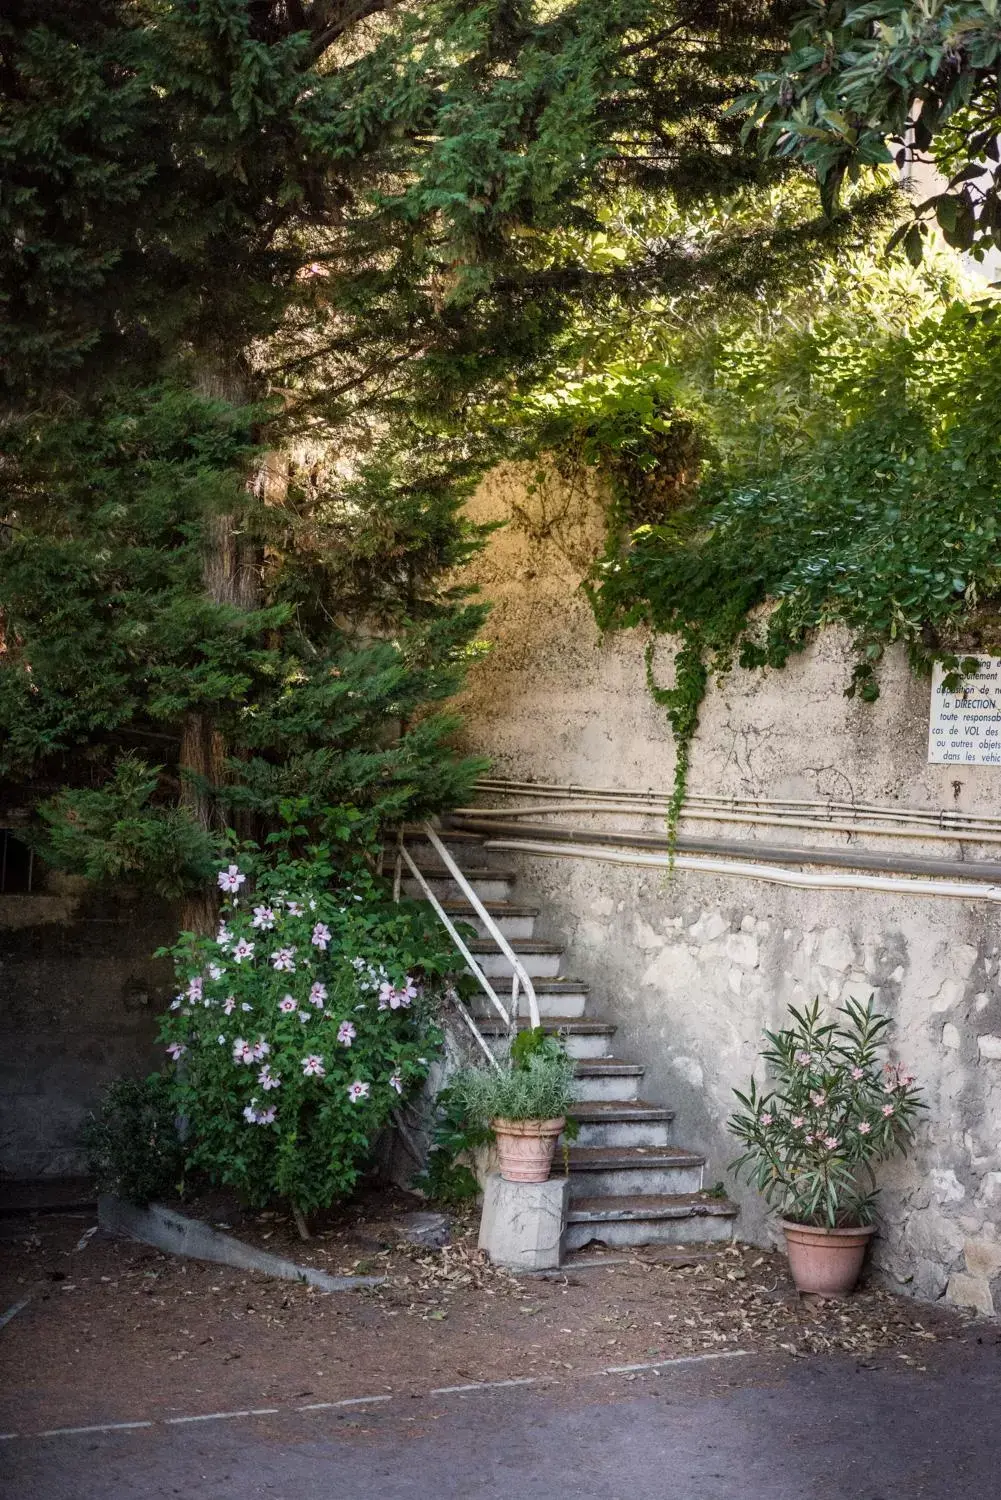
[740,0,1001,264]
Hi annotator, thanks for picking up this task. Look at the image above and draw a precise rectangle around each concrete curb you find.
[98,1196,384,1292]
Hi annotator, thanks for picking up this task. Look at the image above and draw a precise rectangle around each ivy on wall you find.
[526,256,1001,833]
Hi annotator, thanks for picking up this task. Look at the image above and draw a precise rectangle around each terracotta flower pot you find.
[492,1117,565,1183]
[781,1220,877,1296]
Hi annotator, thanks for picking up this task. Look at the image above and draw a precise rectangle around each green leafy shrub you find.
[83,1074,184,1205]
[449,1033,577,1127]
[157,848,458,1218]
[415,1085,492,1205]
[728,997,924,1228]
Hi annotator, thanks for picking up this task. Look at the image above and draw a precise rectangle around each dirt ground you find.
[0,1186,974,1437]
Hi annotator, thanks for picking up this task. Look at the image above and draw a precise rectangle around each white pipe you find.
[461,801,1001,845]
[475,778,1001,833]
[482,837,1001,902]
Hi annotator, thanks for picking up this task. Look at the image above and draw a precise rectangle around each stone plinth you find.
[478,1173,569,1271]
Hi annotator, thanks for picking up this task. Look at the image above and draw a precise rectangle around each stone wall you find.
[0,884,175,1179]
[452,463,1001,1314]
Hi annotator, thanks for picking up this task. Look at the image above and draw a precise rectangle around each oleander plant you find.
[157,847,458,1228]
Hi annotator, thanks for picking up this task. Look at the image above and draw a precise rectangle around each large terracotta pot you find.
[492,1117,565,1183]
[781,1220,877,1296]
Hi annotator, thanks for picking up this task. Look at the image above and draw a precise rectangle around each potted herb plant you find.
[728,997,923,1295]
[449,1029,577,1183]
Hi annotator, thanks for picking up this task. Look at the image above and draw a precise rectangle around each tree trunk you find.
[178,365,265,932]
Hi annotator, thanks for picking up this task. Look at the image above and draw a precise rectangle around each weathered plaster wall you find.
[454,464,1001,1313]
[0,885,175,1178]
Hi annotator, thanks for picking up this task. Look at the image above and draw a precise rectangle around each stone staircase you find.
[402,826,737,1251]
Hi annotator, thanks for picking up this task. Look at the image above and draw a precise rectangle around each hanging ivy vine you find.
[529,299,1001,837]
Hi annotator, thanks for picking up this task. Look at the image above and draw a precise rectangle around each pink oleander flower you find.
[223,996,236,1015]
[378,981,413,1011]
[207,963,224,982]
[389,1072,403,1095]
[258,1065,281,1091]
[233,1037,255,1065]
[311,922,331,950]
[791,1115,805,1128]
[759,1112,773,1127]
[850,1067,865,1081]
[882,1103,895,1118]
[302,1054,325,1077]
[166,1041,186,1060]
[347,1080,370,1103]
[858,1121,872,1135]
[794,1049,812,1067]
[271,947,296,972]
[187,977,203,1002]
[286,901,304,917]
[337,1020,356,1047]
[216,925,233,948]
[252,906,276,930]
[809,1090,826,1108]
[804,1133,814,1145]
[823,1136,839,1150]
[278,995,297,1014]
[218,864,246,894]
[231,939,255,963]
[309,982,327,1008]
[897,1069,916,1088]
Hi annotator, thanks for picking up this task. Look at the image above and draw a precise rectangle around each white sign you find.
[929,657,1001,765]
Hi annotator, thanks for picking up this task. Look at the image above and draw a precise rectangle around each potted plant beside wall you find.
[728,997,923,1296]
[450,1029,577,1183]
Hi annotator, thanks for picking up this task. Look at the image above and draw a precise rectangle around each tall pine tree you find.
[0,0,862,915]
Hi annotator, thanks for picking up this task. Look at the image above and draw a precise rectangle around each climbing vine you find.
[529,291,1001,836]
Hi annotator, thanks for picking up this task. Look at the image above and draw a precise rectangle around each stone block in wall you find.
[946,1272,994,1317]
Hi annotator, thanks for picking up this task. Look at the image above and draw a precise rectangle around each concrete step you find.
[570,1100,674,1149]
[399,829,486,869]
[468,939,564,980]
[560,1146,705,1199]
[564,1193,737,1251]
[478,1016,616,1059]
[441,901,540,942]
[572,1058,643,1103]
[402,868,516,903]
[471,977,590,1020]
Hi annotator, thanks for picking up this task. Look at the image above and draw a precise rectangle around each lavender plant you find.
[157,848,458,1222]
[728,997,924,1229]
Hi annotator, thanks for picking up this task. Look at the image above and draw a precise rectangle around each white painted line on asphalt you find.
[38,1421,154,1438]
[7,1346,758,1442]
[0,1295,32,1331]
[296,1396,392,1411]
[430,1378,538,1396]
[600,1349,752,1377]
[165,1408,280,1425]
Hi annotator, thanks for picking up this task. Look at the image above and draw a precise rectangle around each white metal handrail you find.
[395,822,540,1065]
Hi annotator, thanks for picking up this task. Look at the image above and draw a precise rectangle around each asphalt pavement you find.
[4,1337,1000,1499]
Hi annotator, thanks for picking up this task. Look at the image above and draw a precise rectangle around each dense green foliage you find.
[525,213,1001,831]
[1,0,846,894]
[729,998,923,1228]
[158,848,457,1215]
[742,0,1001,264]
[83,1074,186,1204]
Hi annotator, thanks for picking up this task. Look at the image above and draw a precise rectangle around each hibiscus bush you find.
[157,847,459,1222]
[728,997,924,1229]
